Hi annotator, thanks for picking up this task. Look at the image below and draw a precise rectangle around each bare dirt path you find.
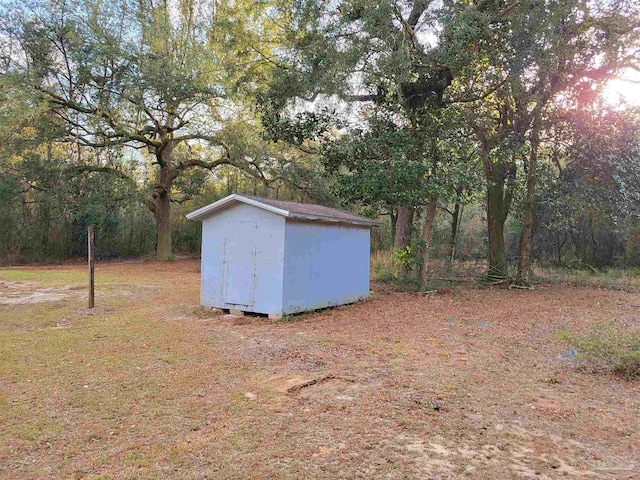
[1,260,638,479]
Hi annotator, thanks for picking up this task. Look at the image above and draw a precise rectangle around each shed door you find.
[223,221,258,306]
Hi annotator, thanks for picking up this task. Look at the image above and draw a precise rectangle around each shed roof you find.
[186,194,381,227]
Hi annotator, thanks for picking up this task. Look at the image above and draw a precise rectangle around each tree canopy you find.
[0,0,639,286]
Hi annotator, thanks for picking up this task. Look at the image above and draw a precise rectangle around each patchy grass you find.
[535,265,640,291]
[573,323,640,380]
[0,268,86,285]
[1,259,640,479]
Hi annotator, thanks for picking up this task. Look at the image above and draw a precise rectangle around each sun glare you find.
[602,69,640,107]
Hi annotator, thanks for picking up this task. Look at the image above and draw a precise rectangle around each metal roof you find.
[185,194,381,227]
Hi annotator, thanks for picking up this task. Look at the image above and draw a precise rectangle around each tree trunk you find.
[517,119,541,285]
[447,187,463,265]
[447,200,462,264]
[154,188,172,260]
[151,143,176,260]
[389,210,397,246]
[394,206,414,249]
[471,116,517,281]
[487,179,507,279]
[485,160,515,280]
[418,195,438,287]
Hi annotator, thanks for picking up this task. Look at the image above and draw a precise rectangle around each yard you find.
[1,260,638,479]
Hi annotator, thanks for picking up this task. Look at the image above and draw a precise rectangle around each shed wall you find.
[282,221,370,314]
[200,203,285,314]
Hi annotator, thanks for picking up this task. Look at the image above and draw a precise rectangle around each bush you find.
[575,323,640,380]
[394,245,421,273]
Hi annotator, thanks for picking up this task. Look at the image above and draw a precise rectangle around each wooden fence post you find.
[88,225,95,309]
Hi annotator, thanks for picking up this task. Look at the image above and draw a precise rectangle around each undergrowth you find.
[535,266,640,291]
[371,250,493,291]
[573,323,640,380]
[370,250,419,289]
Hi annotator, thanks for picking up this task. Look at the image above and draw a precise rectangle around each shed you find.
[186,194,381,317]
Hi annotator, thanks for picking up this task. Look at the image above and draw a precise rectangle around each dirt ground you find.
[1,259,639,479]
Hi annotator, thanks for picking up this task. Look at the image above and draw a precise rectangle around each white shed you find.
[186,194,380,317]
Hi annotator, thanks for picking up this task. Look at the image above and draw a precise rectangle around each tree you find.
[532,106,640,269]
[2,0,274,259]
[322,113,429,249]
[461,0,640,281]
[0,121,147,262]
[259,0,510,285]
[516,1,639,284]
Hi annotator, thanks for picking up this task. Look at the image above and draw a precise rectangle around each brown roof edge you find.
[238,194,382,226]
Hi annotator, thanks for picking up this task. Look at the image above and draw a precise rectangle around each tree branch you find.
[38,87,161,148]
[62,164,134,182]
[407,0,432,29]
[176,158,231,172]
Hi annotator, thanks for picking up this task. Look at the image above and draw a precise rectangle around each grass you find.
[0,266,140,290]
[0,261,254,478]
[535,265,640,291]
[370,250,402,282]
[573,323,640,380]
[1,259,640,478]
[0,269,85,285]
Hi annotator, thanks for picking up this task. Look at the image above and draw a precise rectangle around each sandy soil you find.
[0,260,638,479]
